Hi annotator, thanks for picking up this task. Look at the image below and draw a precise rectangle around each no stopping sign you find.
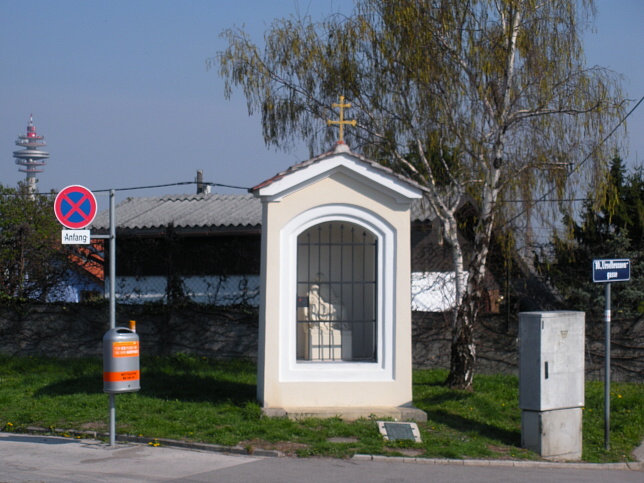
[54,185,98,229]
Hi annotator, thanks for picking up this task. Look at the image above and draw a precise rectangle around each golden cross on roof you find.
[327,95,356,142]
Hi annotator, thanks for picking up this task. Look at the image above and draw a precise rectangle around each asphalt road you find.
[0,432,642,483]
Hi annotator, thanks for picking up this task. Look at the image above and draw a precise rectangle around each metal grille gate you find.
[296,221,377,362]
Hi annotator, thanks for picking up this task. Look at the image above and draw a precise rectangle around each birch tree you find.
[216,0,624,389]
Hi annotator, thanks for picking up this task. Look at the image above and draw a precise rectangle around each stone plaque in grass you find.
[377,421,422,443]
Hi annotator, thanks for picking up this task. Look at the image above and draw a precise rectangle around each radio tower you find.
[13,114,50,194]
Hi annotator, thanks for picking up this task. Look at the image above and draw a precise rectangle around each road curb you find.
[352,454,643,471]
[13,427,643,470]
[21,426,283,458]
[115,434,283,458]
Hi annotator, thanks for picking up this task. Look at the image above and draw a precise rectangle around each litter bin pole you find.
[109,394,116,446]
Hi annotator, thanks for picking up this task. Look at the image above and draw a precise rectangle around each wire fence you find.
[105,271,480,312]
[106,275,260,306]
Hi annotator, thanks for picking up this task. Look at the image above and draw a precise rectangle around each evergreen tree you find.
[541,157,643,316]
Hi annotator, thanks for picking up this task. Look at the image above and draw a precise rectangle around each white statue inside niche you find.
[299,273,352,361]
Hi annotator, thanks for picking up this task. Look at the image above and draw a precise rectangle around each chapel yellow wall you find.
[258,170,414,409]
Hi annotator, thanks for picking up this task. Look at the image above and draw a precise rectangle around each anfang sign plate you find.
[61,229,90,244]
[592,259,630,283]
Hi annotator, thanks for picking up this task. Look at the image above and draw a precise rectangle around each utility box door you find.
[519,311,585,411]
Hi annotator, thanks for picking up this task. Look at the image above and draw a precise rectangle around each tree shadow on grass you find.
[413,380,448,389]
[417,390,473,405]
[36,371,256,405]
[35,375,102,396]
[140,371,256,404]
[425,408,520,446]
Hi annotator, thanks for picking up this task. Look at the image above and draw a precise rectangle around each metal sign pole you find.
[108,189,117,447]
[592,258,630,452]
[56,186,119,447]
[604,282,611,451]
[109,189,116,331]
[109,394,116,447]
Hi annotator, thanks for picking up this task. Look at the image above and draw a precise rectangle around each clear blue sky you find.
[1,0,643,205]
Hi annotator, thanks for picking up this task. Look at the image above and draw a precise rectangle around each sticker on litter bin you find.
[112,340,139,358]
[103,370,140,382]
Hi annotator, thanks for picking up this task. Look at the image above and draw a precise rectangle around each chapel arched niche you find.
[296,220,377,362]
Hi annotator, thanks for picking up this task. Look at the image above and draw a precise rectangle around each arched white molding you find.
[279,204,397,382]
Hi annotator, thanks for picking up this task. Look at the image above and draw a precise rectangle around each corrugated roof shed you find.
[91,193,435,233]
[91,193,262,233]
[410,197,435,224]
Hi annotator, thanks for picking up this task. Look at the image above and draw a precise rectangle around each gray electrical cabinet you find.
[519,311,585,460]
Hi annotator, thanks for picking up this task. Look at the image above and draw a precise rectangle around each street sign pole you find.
[604,282,611,451]
[55,185,118,446]
[108,189,116,447]
[592,258,630,452]
[86,189,117,446]
[109,189,116,331]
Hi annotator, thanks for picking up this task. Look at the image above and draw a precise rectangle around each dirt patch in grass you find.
[327,437,359,443]
[485,443,537,460]
[79,421,106,431]
[240,439,310,456]
[485,444,515,459]
[384,447,425,457]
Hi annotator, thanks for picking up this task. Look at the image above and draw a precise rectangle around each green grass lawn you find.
[0,354,641,462]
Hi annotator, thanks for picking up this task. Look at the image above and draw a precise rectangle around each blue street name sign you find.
[592,259,631,283]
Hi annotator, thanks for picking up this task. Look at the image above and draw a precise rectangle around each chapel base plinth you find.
[261,406,427,422]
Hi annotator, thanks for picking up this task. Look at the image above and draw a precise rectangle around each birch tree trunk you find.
[445,7,520,390]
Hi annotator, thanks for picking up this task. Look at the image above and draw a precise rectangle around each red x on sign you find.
[54,185,98,229]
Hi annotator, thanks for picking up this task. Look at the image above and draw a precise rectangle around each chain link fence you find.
[107,274,260,306]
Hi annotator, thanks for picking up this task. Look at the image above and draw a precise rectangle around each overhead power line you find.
[502,94,644,228]
[1,180,251,198]
[93,180,250,193]
[502,197,590,203]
